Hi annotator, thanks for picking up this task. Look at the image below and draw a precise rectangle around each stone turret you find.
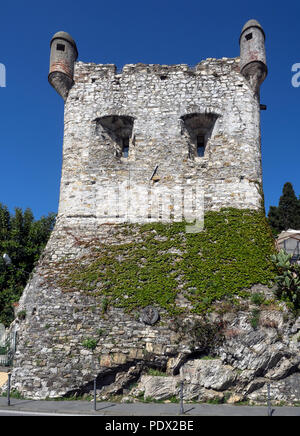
[239,19,267,93]
[48,31,78,101]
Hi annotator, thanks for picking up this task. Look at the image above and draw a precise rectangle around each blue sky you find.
[0,0,299,219]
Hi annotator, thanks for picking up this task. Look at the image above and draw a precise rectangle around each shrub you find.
[81,337,98,351]
[271,250,300,310]
[251,293,265,306]
[17,310,26,320]
[173,317,224,354]
[250,308,260,329]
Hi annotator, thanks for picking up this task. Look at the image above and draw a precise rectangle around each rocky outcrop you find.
[123,307,300,406]
[3,290,300,405]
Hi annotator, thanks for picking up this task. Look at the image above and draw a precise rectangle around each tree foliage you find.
[268,182,300,235]
[0,203,56,326]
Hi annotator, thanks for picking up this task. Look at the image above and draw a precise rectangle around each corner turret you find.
[239,19,267,93]
[48,31,78,101]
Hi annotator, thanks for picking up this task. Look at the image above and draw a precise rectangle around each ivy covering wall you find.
[56,208,276,315]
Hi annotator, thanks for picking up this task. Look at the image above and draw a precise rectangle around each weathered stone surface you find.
[219,311,297,378]
[5,281,300,404]
[265,356,300,380]
[247,373,300,405]
[180,359,236,392]
[136,375,179,400]
[140,307,160,326]
[57,57,263,228]
[291,316,300,334]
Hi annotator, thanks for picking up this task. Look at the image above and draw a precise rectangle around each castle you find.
[8,21,289,403]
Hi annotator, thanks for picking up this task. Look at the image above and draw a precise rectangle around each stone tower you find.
[7,21,273,400]
[45,20,267,235]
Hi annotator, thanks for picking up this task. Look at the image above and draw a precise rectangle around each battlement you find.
[73,57,241,83]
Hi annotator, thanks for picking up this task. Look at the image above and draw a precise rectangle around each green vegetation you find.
[199,355,220,360]
[268,182,300,235]
[271,249,300,311]
[172,317,225,353]
[0,345,7,355]
[54,208,276,315]
[17,310,26,320]
[249,308,260,329]
[81,337,98,350]
[147,368,168,377]
[250,292,266,306]
[0,203,56,326]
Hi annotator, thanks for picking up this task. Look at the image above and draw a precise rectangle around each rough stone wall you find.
[58,57,263,230]
[9,226,195,399]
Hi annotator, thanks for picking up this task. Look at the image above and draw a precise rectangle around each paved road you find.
[0,397,299,416]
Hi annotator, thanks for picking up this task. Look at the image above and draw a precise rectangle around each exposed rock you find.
[248,373,300,405]
[265,356,300,380]
[136,375,179,400]
[197,388,224,403]
[227,393,244,404]
[220,311,298,379]
[291,317,300,334]
[180,359,236,391]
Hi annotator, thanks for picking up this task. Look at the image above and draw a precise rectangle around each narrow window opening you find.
[181,113,218,159]
[160,75,168,80]
[196,135,205,157]
[56,43,65,51]
[245,33,253,41]
[122,137,129,158]
[95,115,134,159]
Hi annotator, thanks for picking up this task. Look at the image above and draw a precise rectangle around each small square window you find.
[56,43,65,51]
[245,33,253,41]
